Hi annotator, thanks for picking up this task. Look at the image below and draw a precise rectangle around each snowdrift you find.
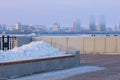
[0,41,80,79]
[0,41,67,63]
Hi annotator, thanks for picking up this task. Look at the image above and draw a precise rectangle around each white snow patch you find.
[0,41,68,63]
[11,66,105,80]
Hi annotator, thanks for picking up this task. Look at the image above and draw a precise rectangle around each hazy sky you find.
[0,0,120,27]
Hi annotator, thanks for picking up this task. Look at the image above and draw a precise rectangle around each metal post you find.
[7,35,9,50]
[2,35,4,50]
[0,38,2,50]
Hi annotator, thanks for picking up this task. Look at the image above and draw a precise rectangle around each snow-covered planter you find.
[0,41,80,79]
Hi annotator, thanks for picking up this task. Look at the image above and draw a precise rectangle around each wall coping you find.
[0,54,75,66]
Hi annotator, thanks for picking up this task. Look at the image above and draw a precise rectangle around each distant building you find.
[0,24,5,30]
[16,22,22,30]
[73,21,76,32]
[4,25,14,31]
[113,25,118,32]
[52,22,60,32]
[114,24,120,32]
[89,17,96,32]
[73,19,81,32]
[106,27,112,32]
[76,19,81,32]
[20,25,29,32]
[33,25,46,32]
[118,24,120,32]
[98,17,106,32]
[46,27,52,33]
[66,27,73,32]
[60,27,66,32]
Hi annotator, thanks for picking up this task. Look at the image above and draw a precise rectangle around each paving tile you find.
[61,54,120,80]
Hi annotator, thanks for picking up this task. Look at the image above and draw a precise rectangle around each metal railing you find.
[0,35,17,51]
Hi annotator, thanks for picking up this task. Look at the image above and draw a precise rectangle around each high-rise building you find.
[89,17,96,32]
[76,19,81,32]
[113,25,118,32]
[16,22,21,30]
[73,21,76,32]
[73,19,81,32]
[118,24,120,32]
[98,17,106,32]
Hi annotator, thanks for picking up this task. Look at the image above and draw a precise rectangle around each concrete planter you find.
[0,51,80,79]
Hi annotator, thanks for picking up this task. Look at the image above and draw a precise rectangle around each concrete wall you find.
[117,37,120,53]
[105,37,117,53]
[32,36,120,54]
[94,37,106,53]
[17,36,32,47]
[68,37,84,52]
[16,36,120,54]
[0,51,80,79]
[52,37,68,51]
[83,37,94,53]
[32,37,52,44]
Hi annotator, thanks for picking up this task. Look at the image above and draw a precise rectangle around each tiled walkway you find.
[62,54,120,80]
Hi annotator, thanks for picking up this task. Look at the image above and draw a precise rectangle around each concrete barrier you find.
[0,51,80,79]
[52,37,68,51]
[94,37,106,53]
[105,37,117,53]
[68,37,84,53]
[17,36,120,54]
[83,37,95,53]
[32,37,52,44]
[34,36,120,54]
[17,36,32,47]
[117,37,120,53]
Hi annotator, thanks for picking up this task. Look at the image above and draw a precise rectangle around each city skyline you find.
[0,0,120,27]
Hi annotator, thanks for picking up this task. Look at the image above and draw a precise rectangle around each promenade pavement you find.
[62,54,120,80]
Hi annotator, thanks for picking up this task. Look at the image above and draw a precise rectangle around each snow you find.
[0,41,67,63]
[11,66,105,80]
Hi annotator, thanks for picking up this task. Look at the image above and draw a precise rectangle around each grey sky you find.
[0,0,120,27]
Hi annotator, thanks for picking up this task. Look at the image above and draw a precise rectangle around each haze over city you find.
[0,0,120,27]
[1,1,120,80]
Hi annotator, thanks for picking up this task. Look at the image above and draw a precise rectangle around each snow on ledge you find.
[0,41,67,63]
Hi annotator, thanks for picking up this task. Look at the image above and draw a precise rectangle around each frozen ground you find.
[11,66,105,80]
[0,41,68,63]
